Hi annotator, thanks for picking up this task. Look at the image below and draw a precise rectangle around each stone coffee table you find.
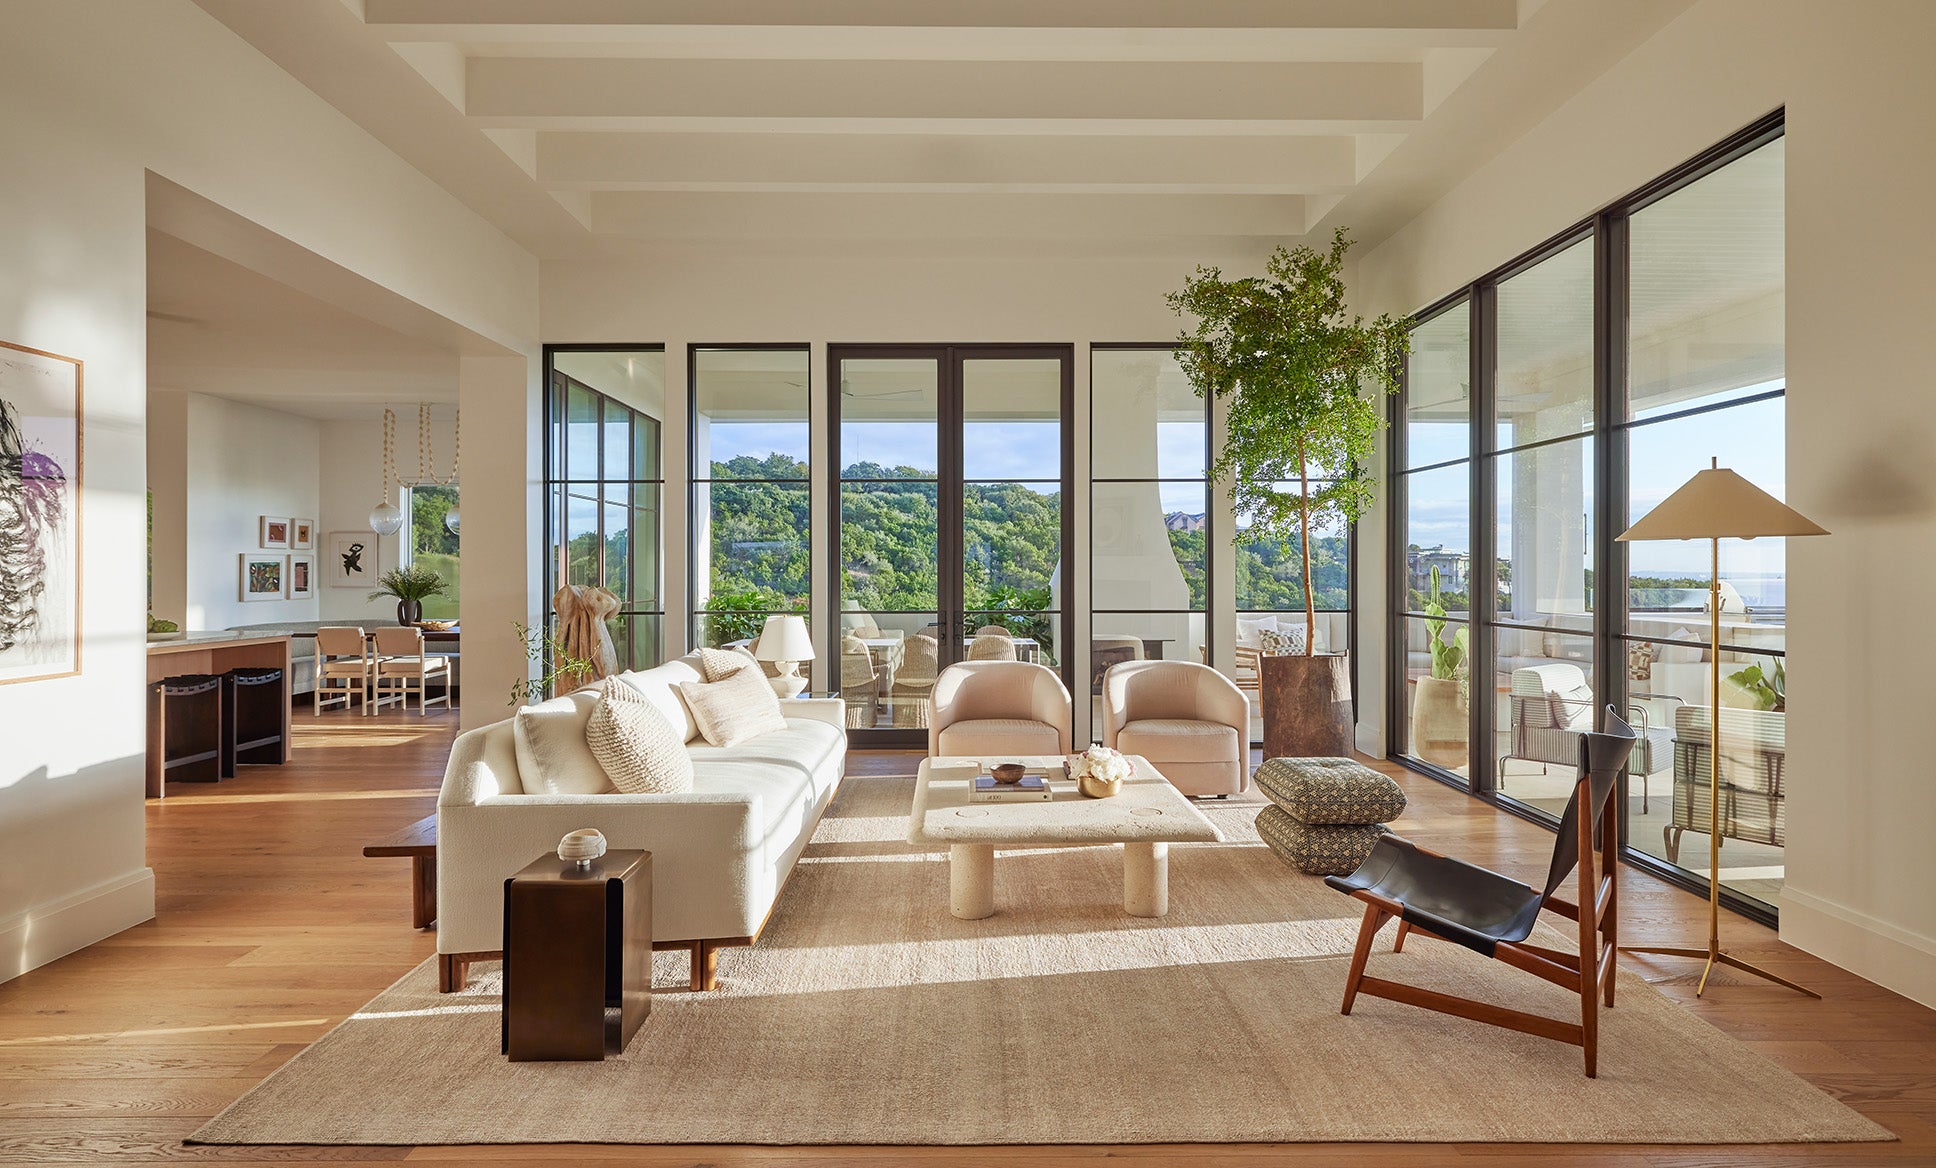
[909,755,1222,920]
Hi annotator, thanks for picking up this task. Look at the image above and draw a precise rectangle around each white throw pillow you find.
[513,689,615,796]
[1657,628,1704,664]
[696,645,755,682]
[586,679,694,795]
[1235,615,1278,648]
[679,665,789,748]
[614,663,700,741]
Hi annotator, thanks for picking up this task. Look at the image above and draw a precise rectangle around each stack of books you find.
[968,770,1054,803]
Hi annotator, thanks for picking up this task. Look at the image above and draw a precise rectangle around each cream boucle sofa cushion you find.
[513,688,615,795]
[696,646,756,682]
[614,662,700,741]
[586,679,694,794]
[679,665,788,748]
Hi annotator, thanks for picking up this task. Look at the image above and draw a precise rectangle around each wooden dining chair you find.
[1326,708,1638,1076]
[372,626,452,716]
[314,626,375,715]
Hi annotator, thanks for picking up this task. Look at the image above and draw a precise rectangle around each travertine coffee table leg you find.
[951,843,996,919]
[1123,841,1168,917]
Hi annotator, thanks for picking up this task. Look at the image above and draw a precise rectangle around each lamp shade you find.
[754,614,816,662]
[1618,462,1828,542]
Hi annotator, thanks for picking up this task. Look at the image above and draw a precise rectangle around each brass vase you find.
[1077,772,1122,799]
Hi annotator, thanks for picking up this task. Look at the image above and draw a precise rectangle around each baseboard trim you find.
[1780,886,1936,1009]
[0,867,156,984]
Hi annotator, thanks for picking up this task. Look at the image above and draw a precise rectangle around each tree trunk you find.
[1297,438,1316,656]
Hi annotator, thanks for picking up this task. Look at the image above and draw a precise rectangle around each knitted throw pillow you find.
[679,665,789,748]
[585,679,694,794]
[696,645,756,682]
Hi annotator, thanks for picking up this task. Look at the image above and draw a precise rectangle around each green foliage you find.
[368,562,449,603]
[700,584,788,648]
[1416,565,1470,682]
[1726,661,1786,712]
[412,552,461,620]
[1235,533,1348,611]
[1168,228,1410,637]
[409,485,459,557]
[509,620,596,707]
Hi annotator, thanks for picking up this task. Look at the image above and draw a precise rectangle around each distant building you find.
[1164,512,1207,532]
[1407,545,1470,596]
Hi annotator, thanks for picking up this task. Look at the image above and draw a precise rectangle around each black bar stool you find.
[149,674,224,793]
[222,667,287,777]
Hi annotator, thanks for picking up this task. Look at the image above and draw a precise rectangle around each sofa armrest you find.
[785,697,846,729]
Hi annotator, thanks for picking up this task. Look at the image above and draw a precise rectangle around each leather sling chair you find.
[1327,708,1638,1077]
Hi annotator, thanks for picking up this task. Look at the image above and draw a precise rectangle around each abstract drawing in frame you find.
[287,554,315,601]
[0,340,83,686]
[326,530,377,589]
[290,518,315,551]
[260,515,291,550]
[241,554,285,602]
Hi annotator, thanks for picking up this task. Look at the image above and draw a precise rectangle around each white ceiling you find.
[187,0,1701,257]
[147,230,460,421]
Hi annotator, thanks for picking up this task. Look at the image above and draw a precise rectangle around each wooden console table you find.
[145,634,292,796]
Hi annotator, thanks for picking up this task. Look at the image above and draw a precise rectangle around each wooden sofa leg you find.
[439,953,468,993]
[690,941,719,991]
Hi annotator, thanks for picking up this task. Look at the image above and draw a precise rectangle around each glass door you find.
[831,345,1072,743]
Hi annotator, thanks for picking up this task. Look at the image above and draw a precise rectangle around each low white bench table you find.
[909,755,1222,920]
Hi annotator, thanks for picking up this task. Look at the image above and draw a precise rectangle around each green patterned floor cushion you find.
[1253,756,1406,825]
[1256,804,1388,877]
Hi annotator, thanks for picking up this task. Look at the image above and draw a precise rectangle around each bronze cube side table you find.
[502,850,651,1061]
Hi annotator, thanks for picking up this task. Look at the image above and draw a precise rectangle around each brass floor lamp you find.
[1618,458,1827,997]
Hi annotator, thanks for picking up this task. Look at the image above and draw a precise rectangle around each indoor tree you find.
[1167,228,1410,653]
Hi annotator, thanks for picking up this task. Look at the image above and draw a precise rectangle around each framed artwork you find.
[287,554,315,600]
[0,340,83,686]
[327,530,378,589]
[260,516,291,550]
[240,554,285,602]
[290,518,315,551]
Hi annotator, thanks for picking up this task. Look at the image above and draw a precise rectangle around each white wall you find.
[1349,0,1936,1006]
[182,393,319,630]
[0,0,537,982]
[317,417,404,625]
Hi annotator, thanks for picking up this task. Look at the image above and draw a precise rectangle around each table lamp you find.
[754,615,816,698]
[1618,458,1827,997]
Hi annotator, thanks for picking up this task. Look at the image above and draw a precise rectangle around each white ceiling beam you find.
[365,0,1519,33]
[466,58,1421,126]
[585,191,1309,241]
[536,132,1359,195]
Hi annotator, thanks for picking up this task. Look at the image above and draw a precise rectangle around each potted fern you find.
[1169,229,1410,757]
[1411,566,1470,767]
[368,563,449,626]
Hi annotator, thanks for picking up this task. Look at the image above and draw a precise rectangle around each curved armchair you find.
[1101,660,1249,796]
[967,632,1017,661]
[889,633,940,727]
[928,661,1072,758]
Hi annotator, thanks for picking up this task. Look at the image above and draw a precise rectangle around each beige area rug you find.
[193,775,1891,1146]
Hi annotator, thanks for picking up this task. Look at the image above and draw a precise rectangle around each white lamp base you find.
[766,660,808,698]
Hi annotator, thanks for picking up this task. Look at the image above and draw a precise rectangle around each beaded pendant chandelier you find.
[368,404,461,535]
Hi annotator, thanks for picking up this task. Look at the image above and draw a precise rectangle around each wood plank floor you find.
[2,708,1931,1165]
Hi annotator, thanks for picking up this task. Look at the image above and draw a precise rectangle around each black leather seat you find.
[1325,707,1638,1077]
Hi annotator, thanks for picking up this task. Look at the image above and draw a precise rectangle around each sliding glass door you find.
[831,345,1072,742]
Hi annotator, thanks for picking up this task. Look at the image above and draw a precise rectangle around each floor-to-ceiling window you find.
[1387,114,1787,922]
[1621,134,1787,910]
[1393,303,1474,776]
[1090,346,1210,725]
[544,346,666,673]
[402,484,460,621]
[690,346,810,650]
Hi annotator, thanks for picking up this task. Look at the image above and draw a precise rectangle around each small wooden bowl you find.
[991,762,1027,785]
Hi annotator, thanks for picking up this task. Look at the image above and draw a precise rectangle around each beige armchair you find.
[928,661,1072,758]
[1101,660,1249,797]
[967,631,1018,661]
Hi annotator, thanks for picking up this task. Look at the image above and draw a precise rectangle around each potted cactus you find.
[1410,565,1471,768]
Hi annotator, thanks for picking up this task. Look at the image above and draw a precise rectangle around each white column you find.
[1070,341,1093,745]
[457,351,542,729]
[809,340,832,693]
[660,341,690,659]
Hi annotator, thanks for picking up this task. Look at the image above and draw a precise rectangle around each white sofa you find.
[435,653,846,992]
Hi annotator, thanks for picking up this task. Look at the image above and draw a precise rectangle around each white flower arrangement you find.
[1071,745,1134,784]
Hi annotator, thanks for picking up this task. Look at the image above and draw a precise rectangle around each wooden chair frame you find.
[1336,745,1623,1077]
